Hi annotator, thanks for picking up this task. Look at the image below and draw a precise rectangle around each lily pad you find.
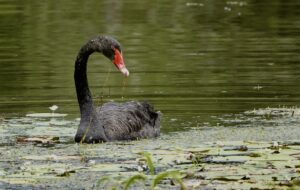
[26,113,68,118]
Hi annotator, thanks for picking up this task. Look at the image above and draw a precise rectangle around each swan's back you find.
[96,101,160,140]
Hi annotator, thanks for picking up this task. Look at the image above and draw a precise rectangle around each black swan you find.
[74,35,160,143]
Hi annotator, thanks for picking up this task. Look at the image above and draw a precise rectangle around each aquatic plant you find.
[152,170,186,190]
[123,174,146,190]
[122,152,186,189]
[137,152,155,175]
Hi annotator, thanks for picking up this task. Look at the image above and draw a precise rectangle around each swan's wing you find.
[96,101,160,140]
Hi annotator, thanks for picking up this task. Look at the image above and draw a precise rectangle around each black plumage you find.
[74,36,160,143]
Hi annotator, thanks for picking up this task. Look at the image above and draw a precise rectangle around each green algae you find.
[0,108,300,189]
[1,137,300,189]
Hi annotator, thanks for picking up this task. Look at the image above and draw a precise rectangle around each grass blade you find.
[123,174,146,190]
[152,170,186,190]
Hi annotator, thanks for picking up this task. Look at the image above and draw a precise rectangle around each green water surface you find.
[0,0,299,132]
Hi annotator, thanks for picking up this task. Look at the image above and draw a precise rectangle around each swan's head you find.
[99,36,129,77]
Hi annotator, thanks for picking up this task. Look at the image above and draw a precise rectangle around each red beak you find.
[113,48,129,77]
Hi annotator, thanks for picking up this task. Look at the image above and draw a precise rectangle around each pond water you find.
[0,0,300,133]
[1,1,300,189]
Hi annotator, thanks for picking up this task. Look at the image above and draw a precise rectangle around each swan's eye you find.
[102,49,114,60]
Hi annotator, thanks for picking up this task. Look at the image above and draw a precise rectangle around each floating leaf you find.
[248,153,262,157]
[56,170,75,177]
[26,113,67,118]
[16,136,58,145]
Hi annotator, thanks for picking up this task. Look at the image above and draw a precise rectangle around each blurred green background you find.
[0,0,299,132]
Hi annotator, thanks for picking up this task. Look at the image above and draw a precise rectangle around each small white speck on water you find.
[272,141,279,148]
[186,2,204,7]
[48,105,59,116]
[49,105,58,112]
[253,84,263,90]
[224,6,232,11]
[88,160,96,165]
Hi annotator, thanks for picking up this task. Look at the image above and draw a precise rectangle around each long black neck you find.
[74,41,98,119]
